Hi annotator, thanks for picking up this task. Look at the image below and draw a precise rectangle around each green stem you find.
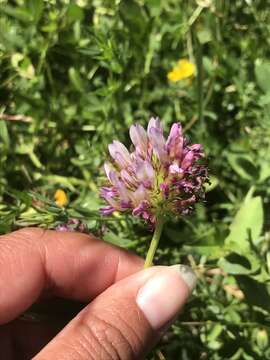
[144,216,165,268]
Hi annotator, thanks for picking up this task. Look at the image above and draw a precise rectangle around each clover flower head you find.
[100,117,208,226]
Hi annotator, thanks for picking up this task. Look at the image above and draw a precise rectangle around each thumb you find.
[34,265,196,360]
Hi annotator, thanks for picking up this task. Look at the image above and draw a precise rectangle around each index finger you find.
[0,228,143,324]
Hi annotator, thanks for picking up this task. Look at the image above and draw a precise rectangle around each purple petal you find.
[136,160,155,184]
[100,206,115,215]
[129,124,148,156]
[106,169,119,186]
[114,153,130,169]
[160,182,169,199]
[120,169,137,188]
[56,224,69,232]
[132,184,148,205]
[108,140,131,168]
[104,162,113,181]
[169,163,184,175]
[142,180,152,189]
[68,218,80,225]
[132,200,150,217]
[104,163,122,187]
[181,151,194,170]
[148,127,168,163]
[142,212,150,220]
[104,195,121,209]
[166,123,184,159]
[189,144,202,152]
[100,186,117,199]
[120,200,132,209]
[178,195,196,208]
[147,117,163,135]
[179,180,195,191]
[114,178,131,202]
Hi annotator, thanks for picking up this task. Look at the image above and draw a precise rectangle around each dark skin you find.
[0,228,143,359]
[0,228,189,359]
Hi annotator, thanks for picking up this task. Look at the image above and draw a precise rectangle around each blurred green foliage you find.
[1,0,270,359]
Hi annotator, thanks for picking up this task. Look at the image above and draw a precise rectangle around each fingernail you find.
[170,264,197,291]
[136,264,196,330]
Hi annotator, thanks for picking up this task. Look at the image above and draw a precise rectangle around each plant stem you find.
[144,216,165,268]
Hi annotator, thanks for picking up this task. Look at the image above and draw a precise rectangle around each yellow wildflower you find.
[54,189,68,207]
[167,59,196,82]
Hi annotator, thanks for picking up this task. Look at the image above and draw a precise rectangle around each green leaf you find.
[66,3,84,23]
[146,0,163,17]
[205,175,219,192]
[119,0,147,38]
[259,92,270,106]
[259,160,270,182]
[225,193,263,250]
[29,151,43,169]
[103,230,133,248]
[0,121,10,148]
[0,4,32,22]
[207,323,223,342]
[68,67,85,92]
[256,328,269,350]
[255,60,270,93]
[197,29,212,44]
[219,252,260,275]
[184,245,227,260]
[236,275,270,312]
[27,0,44,24]
[43,175,86,192]
[227,153,258,181]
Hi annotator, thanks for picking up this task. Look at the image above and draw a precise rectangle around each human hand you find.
[0,228,196,359]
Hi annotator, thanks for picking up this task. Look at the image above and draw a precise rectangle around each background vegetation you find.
[1,0,270,359]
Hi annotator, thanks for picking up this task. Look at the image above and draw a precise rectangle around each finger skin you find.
[0,228,143,324]
[34,266,190,360]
